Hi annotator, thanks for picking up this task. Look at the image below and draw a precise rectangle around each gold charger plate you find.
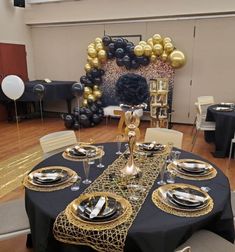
[27,166,76,188]
[62,144,104,161]
[168,159,217,180]
[152,183,214,217]
[65,191,132,231]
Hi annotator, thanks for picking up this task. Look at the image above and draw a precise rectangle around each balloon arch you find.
[63,34,186,129]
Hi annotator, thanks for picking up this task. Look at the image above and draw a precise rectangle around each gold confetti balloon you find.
[144,45,152,57]
[153,44,163,56]
[152,34,162,44]
[134,45,144,56]
[169,50,186,68]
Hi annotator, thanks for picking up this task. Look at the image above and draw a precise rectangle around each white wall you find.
[0,1,35,79]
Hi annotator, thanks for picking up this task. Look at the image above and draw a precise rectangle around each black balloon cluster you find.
[63,100,104,129]
[103,36,150,70]
[80,68,105,88]
[116,73,149,105]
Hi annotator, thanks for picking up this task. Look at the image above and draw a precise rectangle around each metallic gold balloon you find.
[95,43,104,52]
[163,37,172,45]
[91,57,100,68]
[134,45,144,56]
[150,54,157,62]
[82,99,88,107]
[87,43,95,49]
[87,94,96,102]
[164,42,174,54]
[98,50,107,60]
[95,37,102,44]
[139,41,147,47]
[93,85,99,91]
[144,45,152,57]
[161,51,168,61]
[84,63,92,73]
[93,90,102,99]
[169,50,186,68]
[87,55,93,64]
[84,87,92,98]
[88,47,97,58]
[153,44,163,56]
[147,38,154,47]
[152,34,162,44]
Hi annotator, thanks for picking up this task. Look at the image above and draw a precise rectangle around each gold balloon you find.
[153,44,163,56]
[87,43,95,49]
[150,54,157,62]
[93,85,99,91]
[147,38,154,47]
[87,94,96,102]
[169,50,186,68]
[144,45,152,57]
[152,34,162,44]
[161,51,168,61]
[84,63,92,73]
[91,57,100,68]
[84,87,92,98]
[139,41,147,47]
[164,42,174,54]
[95,37,102,44]
[93,90,102,99]
[87,55,93,64]
[95,43,104,52]
[87,47,97,58]
[82,99,88,107]
[97,50,107,60]
[163,37,172,45]
[134,45,144,56]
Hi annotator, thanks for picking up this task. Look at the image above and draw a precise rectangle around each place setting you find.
[152,183,214,217]
[167,159,217,180]
[213,103,234,112]
[135,141,167,156]
[23,166,78,192]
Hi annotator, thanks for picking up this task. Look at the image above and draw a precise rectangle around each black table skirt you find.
[205,105,235,158]
[25,143,234,252]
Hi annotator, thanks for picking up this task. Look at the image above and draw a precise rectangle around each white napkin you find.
[89,197,106,219]
[177,162,207,169]
[33,172,60,180]
[172,190,206,203]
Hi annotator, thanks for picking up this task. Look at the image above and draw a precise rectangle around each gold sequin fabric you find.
[53,153,167,252]
[23,166,77,192]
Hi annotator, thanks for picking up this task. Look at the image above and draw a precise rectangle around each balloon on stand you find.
[71,83,84,97]
[73,121,80,130]
[1,75,25,100]
[33,84,45,100]
[64,114,74,129]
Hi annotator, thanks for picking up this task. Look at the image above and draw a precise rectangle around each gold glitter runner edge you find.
[53,152,167,252]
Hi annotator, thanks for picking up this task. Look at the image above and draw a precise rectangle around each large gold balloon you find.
[144,45,152,57]
[82,99,88,107]
[153,44,163,56]
[139,41,147,47]
[163,37,172,45]
[93,85,99,91]
[84,63,92,73]
[152,34,162,44]
[147,38,154,47]
[95,43,104,52]
[88,47,97,58]
[91,57,100,68]
[93,90,102,99]
[87,94,96,102]
[169,50,186,68]
[134,45,144,56]
[95,37,103,44]
[150,54,157,62]
[161,51,168,62]
[98,50,107,60]
[164,42,174,54]
[84,87,92,98]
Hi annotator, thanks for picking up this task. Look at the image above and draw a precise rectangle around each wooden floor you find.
[0,117,234,251]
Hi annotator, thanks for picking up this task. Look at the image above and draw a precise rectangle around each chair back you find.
[175,246,191,252]
[197,96,215,105]
[40,130,77,156]
[144,128,183,148]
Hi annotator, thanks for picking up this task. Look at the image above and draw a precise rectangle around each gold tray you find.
[157,183,210,212]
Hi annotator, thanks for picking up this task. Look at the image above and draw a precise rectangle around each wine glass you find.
[116,134,124,155]
[97,145,104,168]
[88,139,95,164]
[82,159,92,185]
[157,160,167,185]
[70,175,81,191]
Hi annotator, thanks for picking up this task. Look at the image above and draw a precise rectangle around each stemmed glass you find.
[88,138,95,165]
[70,175,81,191]
[116,134,124,155]
[97,145,104,168]
[157,161,167,185]
[166,150,181,184]
[82,159,92,185]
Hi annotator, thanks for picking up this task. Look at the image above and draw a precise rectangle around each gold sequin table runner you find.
[53,153,166,252]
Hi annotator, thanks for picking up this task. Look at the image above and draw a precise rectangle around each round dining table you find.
[25,142,234,252]
[205,104,235,158]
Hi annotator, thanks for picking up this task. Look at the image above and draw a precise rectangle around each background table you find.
[206,105,235,158]
[25,142,234,252]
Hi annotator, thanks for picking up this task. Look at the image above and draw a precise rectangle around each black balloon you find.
[141,56,150,66]
[84,108,93,118]
[102,35,112,46]
[116,58,124,67]
[114,38,126,49]
[91,68,101,78]
[92,114,101,124]
[80,107,86,114]
[123,55,131,68]
[93,77,102,85]
[86,72,93,81]
[80,75,88,84]
[87,99,94,106]
[99,69,105,76]
[33,84,45,99]
[115,48,125,58]
[131,59,140,69]
[90,104,98,113]
[64,114,74,129]
[71,83,84,97]
[96,100,103,108]
[73,121,80,130]
[107,51,114,59]
[108,43,115,53]
[80,114,90,127]
[126,41,134,47]
[98,108,104,115]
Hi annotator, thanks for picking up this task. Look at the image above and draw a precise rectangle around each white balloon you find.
[1,75,25,100]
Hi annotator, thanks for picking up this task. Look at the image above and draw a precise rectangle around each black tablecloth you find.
[25,143,234,252]
[205,105,235,158]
